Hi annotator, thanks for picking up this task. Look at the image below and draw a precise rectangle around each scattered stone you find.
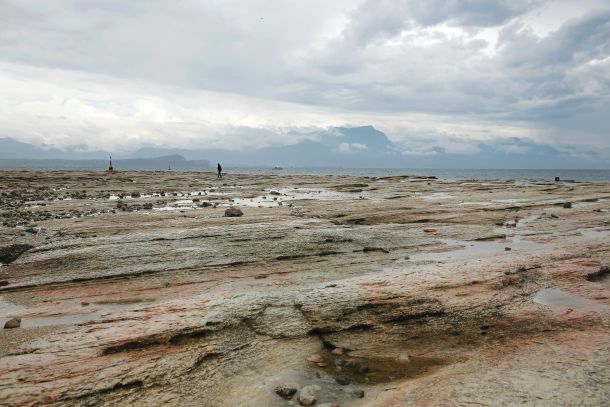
[142,203,153,210]
[423,228,437,233]
[331,347,344,356]
[357,365,370,374]
[4,318,21,329]
[275,383,298,400]
[81,302,90,306]
[316,370,329,378]
[397,353,411,363]
[298,385,318,406]
[563,202,572,208]
[353,389,365,398]
[224,207,243,217]
[318,404,340,407]
[130,191,141,198]
[505,247,512,251]
[335,376,351,385]
[270,191,281,195]
[362,247,389,254]
[0,280,9,287]
[343,358,360,368]
[0,244,34,264]
[307,354,323,363]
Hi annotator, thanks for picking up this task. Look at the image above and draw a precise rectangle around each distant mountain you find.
[1,126,608,169]
[0,154,210,170]
[0,137,111,160]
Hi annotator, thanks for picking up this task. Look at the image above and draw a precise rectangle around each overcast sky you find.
[0,0,609,162]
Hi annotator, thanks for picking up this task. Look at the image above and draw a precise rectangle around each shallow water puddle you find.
[409,236,546,263]
[408,214,548,263]
[0,296,154,328]
[317,350,448,384]
[534,288,600,310]
[0,296,26,327]
[577,228,610,241]
[417,192,454,201]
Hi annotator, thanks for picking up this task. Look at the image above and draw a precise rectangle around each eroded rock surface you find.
[0,170,609,406]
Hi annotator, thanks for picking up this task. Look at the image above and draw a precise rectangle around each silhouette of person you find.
[217,163,222,178]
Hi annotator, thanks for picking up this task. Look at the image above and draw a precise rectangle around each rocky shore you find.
[0,170,609,406]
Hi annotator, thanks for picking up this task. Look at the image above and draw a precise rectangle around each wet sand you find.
[0,170,609,406]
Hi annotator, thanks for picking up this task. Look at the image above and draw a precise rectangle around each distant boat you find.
[272,166,283,170]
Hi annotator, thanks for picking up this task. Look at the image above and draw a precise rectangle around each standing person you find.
[217,163,222,178]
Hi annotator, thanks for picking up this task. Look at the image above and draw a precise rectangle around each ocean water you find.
[230,168,610,183]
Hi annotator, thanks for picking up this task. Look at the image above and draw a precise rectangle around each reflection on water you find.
[0,296,155,328]
[534,288,601,310]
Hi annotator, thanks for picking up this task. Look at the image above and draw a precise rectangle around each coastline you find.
[0,169,609,406]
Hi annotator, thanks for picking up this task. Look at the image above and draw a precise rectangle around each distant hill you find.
[1,125,608,169]
[0,154,210,170]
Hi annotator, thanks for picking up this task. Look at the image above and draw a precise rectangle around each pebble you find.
[4,318,21,329]
[275,383,298,400]
[307,354,323,363]
[224,207,243,217]
[298,385,319,406]
[335,376,351,385]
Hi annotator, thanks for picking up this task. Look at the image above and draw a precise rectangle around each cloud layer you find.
[0,0,609,165]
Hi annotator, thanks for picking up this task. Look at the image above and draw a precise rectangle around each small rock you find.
[0,244,34,264]
[423,228,437,233]
[81,301,90,306]
[275,383,298,400]
[318,404,340,407]
[397,353,411,363]
[357,365,370,374]
[307,354,323,363]
[224,207,243,217]
[362,247,389,254]
[353,389,365,398]
[298,385,318,406]
[563,202,572,208]
[316,369,329,378]
[331,347,344,356]
[4,318,21,329]
[505,247,511,251]
[335,376,351,385]
[0,280,9,287]
[343,358,360,368]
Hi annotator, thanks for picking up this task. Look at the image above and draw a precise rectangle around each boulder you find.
[224,207,243,217]
[4,318,21,329]
[0,244,34,264]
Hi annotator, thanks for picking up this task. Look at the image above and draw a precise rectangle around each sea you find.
[230,168,610,183]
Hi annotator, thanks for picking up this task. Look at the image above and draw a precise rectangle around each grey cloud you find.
[0,0,609,164]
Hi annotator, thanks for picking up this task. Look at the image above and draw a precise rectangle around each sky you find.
[0,0,609,166]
